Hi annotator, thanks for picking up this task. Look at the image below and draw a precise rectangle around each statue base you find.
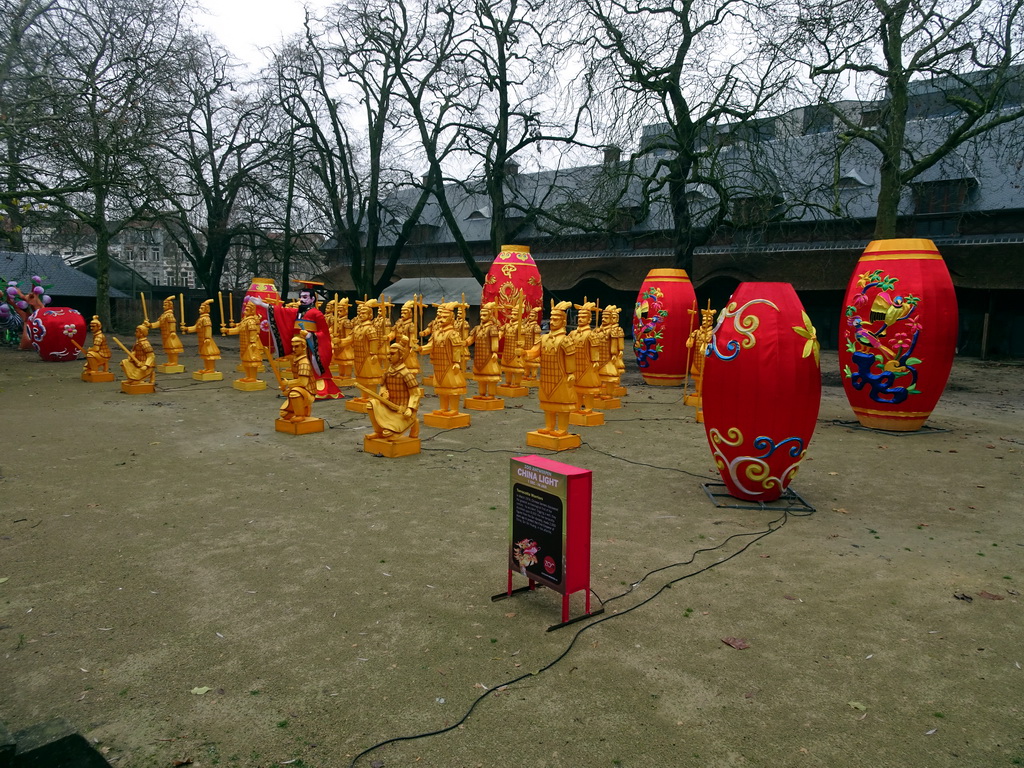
[121,380,155,395]
[465,396,504,411]
[82,371,115,383]
[157,363,185,374]
[595,397,621,410]
[275,417,325,435]
[695,409,704,424]
[345,398,372,413]
[233,379,267,391]
[496,384,529,398]
[192,370,223,381]
[422,375,434,387]
[525,430,581,451]
[423,411,471,429]
[684,393,702,407]
[613,385,627,397]
[333,376,355,388]
[523,378,539,388]
[570,410,605,427]
[363,435,421,457]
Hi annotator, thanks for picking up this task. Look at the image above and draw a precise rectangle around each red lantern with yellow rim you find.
[839,239,957,431]
[632,268,697,386]
[243,277,280,349]
[482,245,543,324]
[701,282,821,502]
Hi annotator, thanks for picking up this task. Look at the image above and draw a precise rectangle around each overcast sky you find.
[197,0,327,70]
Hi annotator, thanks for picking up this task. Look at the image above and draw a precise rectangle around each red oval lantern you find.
[482,245,543,324]
[244,277,280,349]
[701,283,821,502]
[27,307,87,362]
[839,239,957,431]
[632,268,697,386]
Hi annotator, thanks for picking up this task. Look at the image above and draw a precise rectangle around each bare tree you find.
[147,33,277,297]
[23,0,191,326]
[576,0,797,271]
[791,0,1024,237]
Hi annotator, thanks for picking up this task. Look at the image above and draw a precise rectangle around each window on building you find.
[860,109,882,128]
[803,105,833,135]
[912,178,977,215]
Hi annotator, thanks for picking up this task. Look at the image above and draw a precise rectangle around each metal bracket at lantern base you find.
[700,483,816,514]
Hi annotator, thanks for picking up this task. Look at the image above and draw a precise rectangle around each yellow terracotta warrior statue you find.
[568,299,604,425]
[420,301,470,428]
[520,305,541,385]
[80,315,114,382]
[116,324,157,394]
[146,296,185,373]
[389,297,423,380]
[596,304,626,407]
[182,298,222,379]
[687,305,716,377]
[278,330,318,425]
[497,299,528,396]
[347,297,384,412]
[466,301,503,407]
[326,297,355,383]
[362,341,422,457]
[524,300,580,449]
[222,300,266,390]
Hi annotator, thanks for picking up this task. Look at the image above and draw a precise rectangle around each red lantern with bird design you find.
[839,239,957,431]
[482,245,543,324]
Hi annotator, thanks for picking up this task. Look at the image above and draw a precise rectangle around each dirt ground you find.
[0,339,1022,768]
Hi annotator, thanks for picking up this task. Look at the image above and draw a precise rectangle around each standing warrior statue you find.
[222,300,266,389]
[347,297,384,412]
[146,296,185,372]
[596,304,626,405]
[568,299,603,424]
[389,297,423,380]
[326,297,355,383]
[181,299,222,379]
[497,295,528,396]
[520,305,542,385]
[524,300,578,439]
[420,301,469,421]
[466,301,503,403]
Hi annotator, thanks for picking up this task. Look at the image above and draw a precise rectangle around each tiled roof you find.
[0,251,127,298]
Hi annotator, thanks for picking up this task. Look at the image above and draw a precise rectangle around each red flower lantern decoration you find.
[27,307,87,362]
[482,245,543,324]
[701,282,821,502]
[632,268,697,386]
[839,239,957,431]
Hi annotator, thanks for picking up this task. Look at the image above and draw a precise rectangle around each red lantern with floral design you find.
[701,282,821,502]
[632,268,697,386]
[839,239,957,431]
[27,307,87,362]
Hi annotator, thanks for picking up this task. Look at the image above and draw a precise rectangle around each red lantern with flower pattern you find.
[839,239,957,431]
[701,282,821,502]
[632,269,697,386]
[27,307,87,362]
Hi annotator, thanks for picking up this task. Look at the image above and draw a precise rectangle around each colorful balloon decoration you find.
[701,282,821,502]
[482,245,543,324]
[632,268,697,386]
[839,239,958,431]
[27,306,87,361]
[243,277,280,349]
[3,275,52,350]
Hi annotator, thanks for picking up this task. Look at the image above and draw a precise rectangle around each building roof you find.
[0,251,126,298]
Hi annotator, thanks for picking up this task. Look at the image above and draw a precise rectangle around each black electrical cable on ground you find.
[348,506,806,767]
